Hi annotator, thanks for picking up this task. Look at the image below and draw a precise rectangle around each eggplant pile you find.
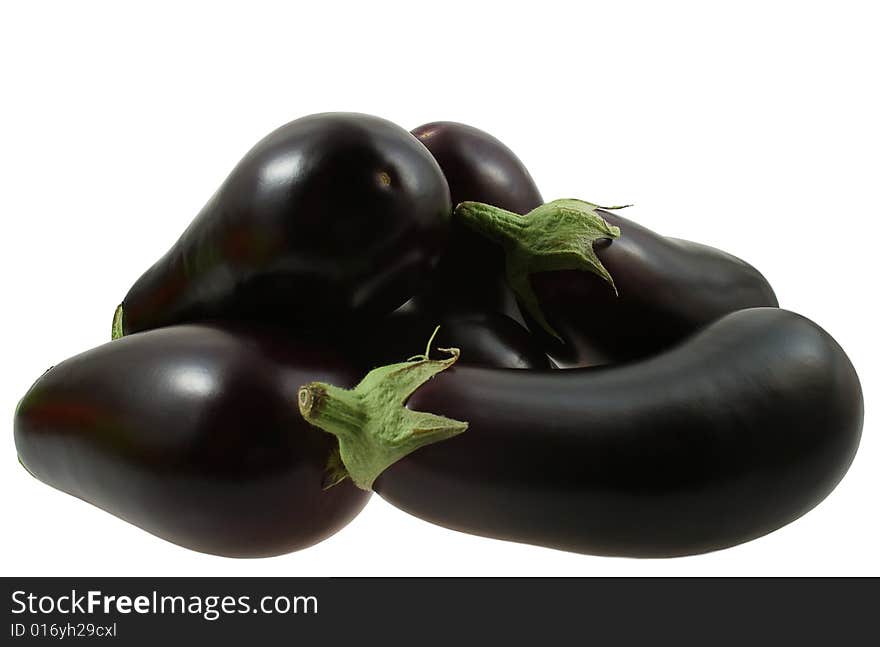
[15,113,862,558]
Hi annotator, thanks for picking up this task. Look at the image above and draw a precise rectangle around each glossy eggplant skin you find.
[14,325,370,557]
[374,308,863,557]
[410,122,543,318]
[350,305,552,372]
[119,113,451,336]
[530,210,780,367]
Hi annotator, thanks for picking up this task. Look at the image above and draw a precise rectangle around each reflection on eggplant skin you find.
[168,364,218,399]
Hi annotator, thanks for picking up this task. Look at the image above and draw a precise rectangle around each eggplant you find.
[456,199,779,367]
[14,325,370,557]
[114,113,451,338]
[300,308,863,557]
[409,122,543,318]
[351,305,552,371]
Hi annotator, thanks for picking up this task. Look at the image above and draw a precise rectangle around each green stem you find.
[455,199,623,340]
[451,201,527,245]
[298,348,467,491]
[111,304,124,340]
[298,383,367,440]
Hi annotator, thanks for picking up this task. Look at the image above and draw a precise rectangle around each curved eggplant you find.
[14,325,370,557]
[302,308,862,557]
[115,113,451,337]
[456,200,779,367]
[410,122,543,318]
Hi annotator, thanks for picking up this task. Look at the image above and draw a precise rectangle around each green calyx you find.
[111,304,124,340]
[298,336,467,491]
[455,199,624,340]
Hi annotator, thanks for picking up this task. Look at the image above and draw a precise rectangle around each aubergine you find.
[351,305,551,372]
[14,325,370,557]
[114,113,451,338]
[299,308,862,557]
[456,199,779,367]
[409,122,543,319]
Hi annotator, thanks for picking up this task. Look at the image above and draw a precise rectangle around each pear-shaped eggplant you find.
[408,121,543,319]
[15,325,370,557]
[115,113,451,337]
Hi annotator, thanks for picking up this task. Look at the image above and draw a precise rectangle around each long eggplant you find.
[456,199,779,366]
[300,308,862,557]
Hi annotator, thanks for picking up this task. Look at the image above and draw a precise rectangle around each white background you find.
[1,1,876,577]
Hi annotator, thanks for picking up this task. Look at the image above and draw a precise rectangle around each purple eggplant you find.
[300,308,862,557]
[409,122,543,318]
[456,199,778,367]
[15,325,370,557]
[114,113,451,338]
[350,305,551,372]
